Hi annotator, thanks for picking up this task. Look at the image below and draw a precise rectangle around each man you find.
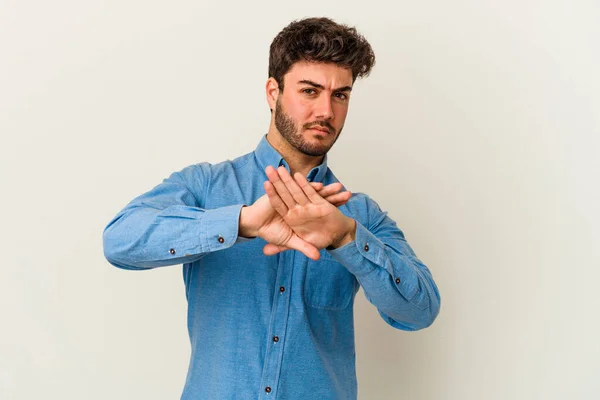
[103,17,440,400]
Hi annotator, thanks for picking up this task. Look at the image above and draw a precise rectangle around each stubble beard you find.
[274,98,342,157]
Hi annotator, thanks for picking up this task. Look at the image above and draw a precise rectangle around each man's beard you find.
[275,98,342,157]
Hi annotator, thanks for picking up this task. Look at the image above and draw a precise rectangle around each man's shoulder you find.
[159,150,256,206]
[174,150,255,180]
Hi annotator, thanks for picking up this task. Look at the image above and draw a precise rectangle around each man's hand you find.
[239,179,352,260]
[262,166,357,259]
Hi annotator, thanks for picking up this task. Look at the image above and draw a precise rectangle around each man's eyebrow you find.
[297,80,353,92]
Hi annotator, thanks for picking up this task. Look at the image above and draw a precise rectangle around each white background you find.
[1,1,599,399]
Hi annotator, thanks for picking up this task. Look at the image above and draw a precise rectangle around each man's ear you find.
[266,77,280,111]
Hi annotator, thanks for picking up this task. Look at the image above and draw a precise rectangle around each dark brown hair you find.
[268,17,375,90]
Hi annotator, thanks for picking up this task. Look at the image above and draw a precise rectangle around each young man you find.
[103,17,440,400]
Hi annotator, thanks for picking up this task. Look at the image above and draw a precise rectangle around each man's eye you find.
[334,93,348,100]
[302,88,316,95]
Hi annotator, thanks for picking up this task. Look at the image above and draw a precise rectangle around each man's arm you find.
[102,164,245,270]
[263,166,441,331]
[327,194,441,331]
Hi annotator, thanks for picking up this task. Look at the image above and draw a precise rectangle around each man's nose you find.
[314,95,334,120]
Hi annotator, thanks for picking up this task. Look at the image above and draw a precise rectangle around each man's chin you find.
[297,143,331,157]
[298,133,338,156]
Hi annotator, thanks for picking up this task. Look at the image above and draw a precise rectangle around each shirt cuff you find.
[326,221,419,302]
[199,204,247,252]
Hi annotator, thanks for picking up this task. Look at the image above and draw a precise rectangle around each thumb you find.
[263,237,320,260]
[263,243,288,256]
[286,235,321,260]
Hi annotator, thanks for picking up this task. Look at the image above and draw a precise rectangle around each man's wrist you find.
[238,205,257,238]
[328,218,356,249]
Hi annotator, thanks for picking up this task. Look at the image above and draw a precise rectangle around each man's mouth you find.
[307,126,331,134]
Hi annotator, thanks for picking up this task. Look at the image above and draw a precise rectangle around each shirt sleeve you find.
[102,163,249,270]
[326,196,441,331]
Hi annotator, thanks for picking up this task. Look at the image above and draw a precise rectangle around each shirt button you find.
[279,286,285,293]
[364,244,369,252]
[273,336,279,343]
[218,236,225,243]
[265,386,272,393]
[395,278,401,284]
[169,248,176,255]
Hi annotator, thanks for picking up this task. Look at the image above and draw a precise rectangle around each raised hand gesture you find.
[262,166,356,259]
[239,177,352,260]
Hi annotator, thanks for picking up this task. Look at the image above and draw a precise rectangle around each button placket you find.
[258,252,295,399]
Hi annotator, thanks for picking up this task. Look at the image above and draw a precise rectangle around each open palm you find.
[261,166,355,259]
[241,180,351,260]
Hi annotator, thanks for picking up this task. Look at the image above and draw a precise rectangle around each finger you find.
[310,182,324,191]
[325,191,352,205]
[333,199,349,207]
[293,172,326,204]
[316,182,343,198]
[265,166,297,210]
[277,166,310,206]
[264,181,288,217]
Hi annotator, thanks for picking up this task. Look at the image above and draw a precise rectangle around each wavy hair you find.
[268,17,375,90]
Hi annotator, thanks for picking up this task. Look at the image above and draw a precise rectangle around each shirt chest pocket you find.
[303,255,357,310]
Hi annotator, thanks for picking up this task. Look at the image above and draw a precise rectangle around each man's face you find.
[273,61,353,157]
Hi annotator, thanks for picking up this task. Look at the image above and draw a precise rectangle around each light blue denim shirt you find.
[102,135,441,399]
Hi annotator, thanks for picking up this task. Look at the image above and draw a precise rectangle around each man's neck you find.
[265,130,324,178]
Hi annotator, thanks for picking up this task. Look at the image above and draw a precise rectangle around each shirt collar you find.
[254,134,329,183]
